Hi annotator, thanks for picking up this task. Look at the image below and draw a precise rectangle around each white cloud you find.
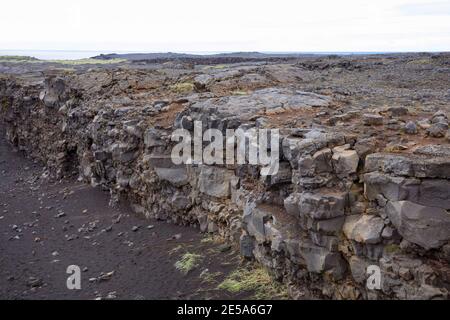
[0,0,449,52]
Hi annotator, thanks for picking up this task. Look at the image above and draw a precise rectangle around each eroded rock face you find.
[1,54,449,300]
[181,88,332,131]
[198,166,235,198]
[365,153,450,179]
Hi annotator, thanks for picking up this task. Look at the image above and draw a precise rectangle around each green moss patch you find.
[170,82,194,94]
[174,252,204,275]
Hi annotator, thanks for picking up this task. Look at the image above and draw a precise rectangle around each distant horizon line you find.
[1,49,448,61]
[1,49,449,54]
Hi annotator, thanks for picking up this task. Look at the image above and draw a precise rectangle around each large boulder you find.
[343,214,385,244]
[284,191,348,219]
[386,201,450,249]
[298,191,347,220]
[348,256,371,284]
[154,167,189,186]
[312,148,333,173]
[428,122,449,138]
[261,161,292,186]
[364,172,450,210]
[242,204,273,243]
[365,153,450,179]
[299,242,347,280]
[284,192,301,216]
[40,77,68,108]
[316,216,346,235]
[417,179,450,210]
[364,172,412,201]
[332,145,359,176]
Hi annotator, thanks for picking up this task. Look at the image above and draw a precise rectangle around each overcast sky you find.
[1,0,450,52]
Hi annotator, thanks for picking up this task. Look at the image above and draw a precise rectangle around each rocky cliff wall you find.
[1,69,449,299]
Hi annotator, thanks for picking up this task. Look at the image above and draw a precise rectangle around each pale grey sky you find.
[1,0,449,52]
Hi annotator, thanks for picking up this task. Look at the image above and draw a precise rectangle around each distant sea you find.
[0,49,393,60]
[0,50,120,60]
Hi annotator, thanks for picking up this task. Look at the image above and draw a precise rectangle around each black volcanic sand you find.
[0,123,252,300]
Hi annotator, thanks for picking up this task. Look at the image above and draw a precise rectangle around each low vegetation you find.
[0,56,39,63]
[217,264,288,299]
[199,269,222,284]
[170,82,194,93]
[174,252,204,275]
[47,58,126,65]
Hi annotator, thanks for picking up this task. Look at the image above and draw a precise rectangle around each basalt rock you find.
[1,54,449,300]
[385,201,450,250]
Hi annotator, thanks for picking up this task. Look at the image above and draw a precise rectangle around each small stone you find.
[27,277,43,288]
[417,119,431,129]
[432,110,448,120]
[388,106,409,117]
[381,226,394,239]
[106,291,117,299]
[55,212,66,218]
[98,271,114,281]
[363,114,383,126]
[428,122,449,138]
[403,121,417,134]
[399,267,413,281]
[66,234,78,241]
[217,243,232,252]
